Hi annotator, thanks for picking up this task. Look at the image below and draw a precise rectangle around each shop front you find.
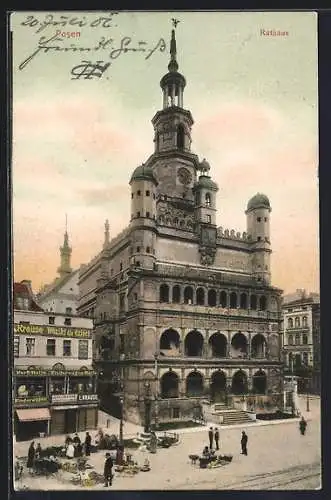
[15,407,51,442]
[50,404,98,435]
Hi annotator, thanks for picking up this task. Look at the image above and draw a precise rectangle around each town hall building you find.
[77,26,283,426]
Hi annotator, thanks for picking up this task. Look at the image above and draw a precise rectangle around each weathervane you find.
[171,18,180,28]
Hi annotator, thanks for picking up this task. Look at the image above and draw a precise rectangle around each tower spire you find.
[57,214,72,277]
[104,219,110,248]
[160,19,185,109]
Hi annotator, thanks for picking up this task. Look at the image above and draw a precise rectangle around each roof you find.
[13,282,44,311]
[37,269,79,301]
[194,175,218,190]
[130,164,158,184]
[247,193,271,211]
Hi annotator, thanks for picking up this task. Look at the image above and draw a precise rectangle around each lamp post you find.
[119,393,124,445]
[144,381,152,433]
[306,377,310,412]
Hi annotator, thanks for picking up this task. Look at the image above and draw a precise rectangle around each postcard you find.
[11,10,320,491]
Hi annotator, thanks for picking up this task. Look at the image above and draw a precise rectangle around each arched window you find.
[159,284,169,303]
[252,370,267,394]
[196,287,205,306]
[250,294,257,310]
[259,296,267,311]
[184,286,194,304]
[302,334,308,345]
[205,193,211,207]
[295,317,300,328]
[230,292,237,309]
[251,334,267,358]
[160,372,179,398]
[172,285,181,303]
[288,317,293,328]
[302,316,308,327]
[177,124,185,149]
[209,333,227,358]
[208,289,217,307]
[295,334,300,345]
[231,370,248,395]
[240,293,247,309]
[186,371,204,397]
[184,330,204,357]
[220,291,227,308]
[231,333,248,358]
[288,334,293,345]
[159,329,180,351]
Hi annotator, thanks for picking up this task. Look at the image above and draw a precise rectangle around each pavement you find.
[13,396,321,490]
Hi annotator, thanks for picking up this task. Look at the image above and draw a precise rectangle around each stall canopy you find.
[16,408,51,421]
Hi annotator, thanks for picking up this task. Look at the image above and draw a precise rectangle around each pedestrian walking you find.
[299,416,307,435]
[241,431,248,456]
[85,432,92,456]
[214,428,220,451]
[104,452,113,487]
[208,427,214,449]
[27,441,35,470]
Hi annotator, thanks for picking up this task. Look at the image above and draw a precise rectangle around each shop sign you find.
[15,368,95,377]
[15,396,48,404]
[51,394,78,403]
[78,394,98,402]
[14,323,92,339]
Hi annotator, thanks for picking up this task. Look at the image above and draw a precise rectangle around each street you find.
[14,396,321,491]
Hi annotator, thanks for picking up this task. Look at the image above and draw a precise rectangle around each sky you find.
[11,11,319,295]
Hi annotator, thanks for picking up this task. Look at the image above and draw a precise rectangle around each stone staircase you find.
[211,403,254,426]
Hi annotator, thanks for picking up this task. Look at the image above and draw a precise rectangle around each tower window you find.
[135,261,141,267]
[146,190,150,196]
[264,217,268,222]
[146,211,150,218]
[146,246,151,253]
[153,193,156,200]
[137,190,141,196]
[136,246,140,252]
[177,124,185,149]
[257,236,261,241]
[120,262,123,271]
[257,217,261,222]
[205,193,211,207]
[137,211,141,217]
[131,193,134,199]
[206,215,211,224]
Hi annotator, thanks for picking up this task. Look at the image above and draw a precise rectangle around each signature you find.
[20,13,119,34]
[18,34,166,71]
[71,60,111,80]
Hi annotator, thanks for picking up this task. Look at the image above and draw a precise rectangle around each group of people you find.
[64,432,92,458]
[205,427,248,456]
[27,441,42,469]
[208,427,220,450]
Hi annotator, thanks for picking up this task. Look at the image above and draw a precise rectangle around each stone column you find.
[227,331,231,357]
[180,368,186,397]
[171,84,176,106]
[248,332,252,359]
[178,87,183,107]
[204,329,210,358]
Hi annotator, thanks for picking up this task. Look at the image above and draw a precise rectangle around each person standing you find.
[214,428,220,451]
[241,431,248,456]
[35,443,42,459]
[85,432,92,456]
[299,416,307,435]
[27,441,35,470]
[104,452,113,487]
[208,427,214,449]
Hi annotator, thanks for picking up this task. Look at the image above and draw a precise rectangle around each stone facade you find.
[77,28,283,425]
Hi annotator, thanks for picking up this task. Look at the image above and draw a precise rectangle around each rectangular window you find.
[120,334,125,353]
[49,316,55,325]
[64,317,71,326]
[47,338,56,356]
[14,336,20,357]
[63,339,71,357]
[26,338,35,356]
[146,211,150,218]
[137,211,141,217]
[137,190,141,196]
[65,307,72,315]
[257,217,261,222]
[302,334,308,345]
[146,190,150,196]
[78,339,89,359]
[206,215,211,223]
[172,407,180,419]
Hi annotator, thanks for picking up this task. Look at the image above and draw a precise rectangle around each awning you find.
[52,405,79,410]
[16,408,51,422]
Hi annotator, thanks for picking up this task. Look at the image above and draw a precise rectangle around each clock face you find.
[177,167,192,185]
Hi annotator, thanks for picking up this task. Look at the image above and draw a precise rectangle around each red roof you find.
[13,282,44,312]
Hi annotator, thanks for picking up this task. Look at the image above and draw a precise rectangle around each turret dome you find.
[194,175,218,191]
[130,164,158,185]
[247,193,271,211]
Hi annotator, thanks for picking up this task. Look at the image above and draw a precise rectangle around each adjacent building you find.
[36,225,79,315]
[282,290,320,394]
[13,281,98,441]
[77,27,283,426]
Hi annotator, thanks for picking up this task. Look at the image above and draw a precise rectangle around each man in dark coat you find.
[214,428,220,451]
[208,427,214,449]
[104,452,113,487]
[85,432,92,456]
[73,433,81,445]
[27,441,35,469]
[299,416,307,435]
[241,431,248,456]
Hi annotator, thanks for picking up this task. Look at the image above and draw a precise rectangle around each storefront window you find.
[47,338,56,356]
[69,377,93,394]
[49,378,65,394]
[16,378,46,398]
[26,338,35,356]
